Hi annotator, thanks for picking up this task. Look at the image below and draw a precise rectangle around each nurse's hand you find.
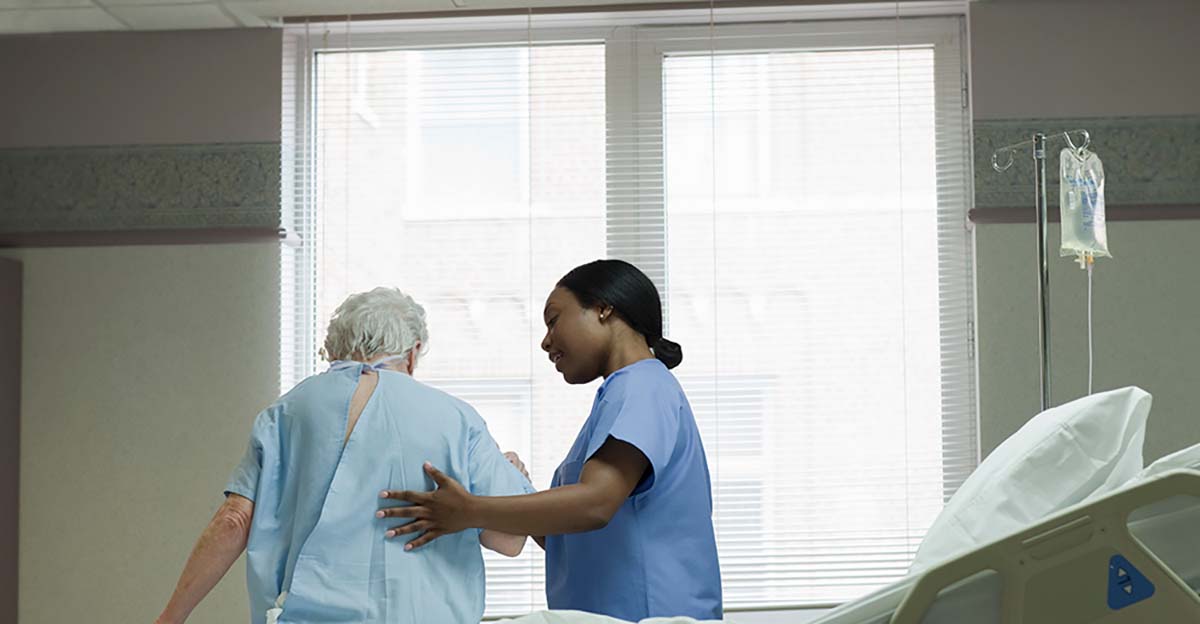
[378,462,477,550]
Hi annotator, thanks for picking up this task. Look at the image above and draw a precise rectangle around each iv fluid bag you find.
[1060,147,1110,259]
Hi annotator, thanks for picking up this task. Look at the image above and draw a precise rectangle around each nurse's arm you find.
[480,530,526,557]
[475,438,647,534]
[382,438,647,546]
[155,494,254,624]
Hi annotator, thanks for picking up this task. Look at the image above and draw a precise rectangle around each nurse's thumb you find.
[424,461,450,487]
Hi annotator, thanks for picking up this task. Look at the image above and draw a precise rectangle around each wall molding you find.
[0,142,280,235]
[969,203,1200,225]
[0,227,287,248]
[974,116,1200,210]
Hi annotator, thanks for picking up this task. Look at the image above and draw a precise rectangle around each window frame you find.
[280,7,978,617]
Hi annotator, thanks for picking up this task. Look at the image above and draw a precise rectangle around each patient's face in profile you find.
[541,286,609,385]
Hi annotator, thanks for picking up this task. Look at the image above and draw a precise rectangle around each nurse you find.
[379,259,723,621]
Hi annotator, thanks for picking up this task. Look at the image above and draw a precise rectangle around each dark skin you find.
[377,286,655,550]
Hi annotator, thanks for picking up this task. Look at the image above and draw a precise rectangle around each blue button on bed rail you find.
[1107,554,1155,610]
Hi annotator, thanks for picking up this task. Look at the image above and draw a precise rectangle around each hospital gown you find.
[224,363,533,624]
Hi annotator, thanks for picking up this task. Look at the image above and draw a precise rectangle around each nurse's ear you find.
[596,305,614,324]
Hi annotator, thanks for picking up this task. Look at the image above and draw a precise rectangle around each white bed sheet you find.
[497,610,721,624]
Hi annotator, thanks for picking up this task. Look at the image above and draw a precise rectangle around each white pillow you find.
[1136,442,1200,481]
[911,386,1151,572]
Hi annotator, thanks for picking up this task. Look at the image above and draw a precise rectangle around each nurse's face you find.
[541,287,610,385]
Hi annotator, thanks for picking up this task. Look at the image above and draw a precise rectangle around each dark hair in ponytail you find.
[557,259,683,369]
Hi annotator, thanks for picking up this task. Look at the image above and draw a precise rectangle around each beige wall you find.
[0,244,279,624]
[1,26,281,624]
[970,0,1200,458]
[974,222,1200,460]
[970,0,1200,120]
[0,29,280,148]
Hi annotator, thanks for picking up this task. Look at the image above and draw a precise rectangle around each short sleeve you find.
[585,384,679,495]
[465,410,536,499]
[223,409,277,501]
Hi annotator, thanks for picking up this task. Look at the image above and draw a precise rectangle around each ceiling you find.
[0,0,957,34]
[0,0,654,33]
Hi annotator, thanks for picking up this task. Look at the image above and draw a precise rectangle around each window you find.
[282,6,975,617]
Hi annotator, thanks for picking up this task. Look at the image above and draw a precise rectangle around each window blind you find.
[281,4,976,616]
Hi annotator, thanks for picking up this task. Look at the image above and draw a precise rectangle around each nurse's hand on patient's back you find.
[379,462,478,550]
[504,451,530,481]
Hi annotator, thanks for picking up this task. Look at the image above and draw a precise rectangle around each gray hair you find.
[322,287,429,362]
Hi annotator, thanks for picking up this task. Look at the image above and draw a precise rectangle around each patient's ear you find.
[406,348,419,374]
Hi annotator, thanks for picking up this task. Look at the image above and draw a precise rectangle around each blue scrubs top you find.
[545,358,723,620]
[224,364,533,624]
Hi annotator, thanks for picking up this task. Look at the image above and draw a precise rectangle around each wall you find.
[0,258,20,624]
[0,28,282,624]
[0,29,279,147]
[970,0,1200,121]
[0,29,281,237]
[0,244,278,624]
[970,0,1200,460]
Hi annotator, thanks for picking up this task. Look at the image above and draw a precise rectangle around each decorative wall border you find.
[973,116,1200,221]
[0,142,280,236]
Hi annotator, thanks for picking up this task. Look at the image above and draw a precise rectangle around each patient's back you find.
[224,363,531,624]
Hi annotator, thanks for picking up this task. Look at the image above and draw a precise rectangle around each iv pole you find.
[991,129,1091,412]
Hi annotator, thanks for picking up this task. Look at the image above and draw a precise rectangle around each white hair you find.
[322,287,429,363]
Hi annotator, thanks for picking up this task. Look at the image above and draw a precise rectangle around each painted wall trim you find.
[0,142,280,234]
[0,227,287,248]
[969,203,1200,225]
[974,116,1200,210]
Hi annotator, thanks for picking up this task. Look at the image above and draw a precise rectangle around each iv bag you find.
[1060,147,1110,261]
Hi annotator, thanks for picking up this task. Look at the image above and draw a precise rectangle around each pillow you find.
[1137,441,1200,481]
[910,386,1151,572]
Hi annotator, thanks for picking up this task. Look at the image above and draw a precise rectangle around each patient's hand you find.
[504,451,530,481]
[379,462,477,550]
[481,530,526,557]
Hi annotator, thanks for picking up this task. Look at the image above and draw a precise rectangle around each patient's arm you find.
[481,529,526,557]
[498,450,539,553]
[156,494,254,624]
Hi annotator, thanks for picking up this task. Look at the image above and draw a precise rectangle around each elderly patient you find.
[156,287,532,624]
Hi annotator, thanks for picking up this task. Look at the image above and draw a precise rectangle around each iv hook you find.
[992,148,1016,172]
[1063,129,1091,155]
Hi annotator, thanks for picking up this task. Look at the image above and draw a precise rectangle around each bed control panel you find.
[1108,554,1156,610]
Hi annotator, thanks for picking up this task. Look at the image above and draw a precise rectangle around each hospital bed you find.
[501,468,1200,624]
[807,468,1200,624]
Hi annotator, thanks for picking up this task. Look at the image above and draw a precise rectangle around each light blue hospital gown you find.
[545,358,723,620]
[224,363,533,624]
